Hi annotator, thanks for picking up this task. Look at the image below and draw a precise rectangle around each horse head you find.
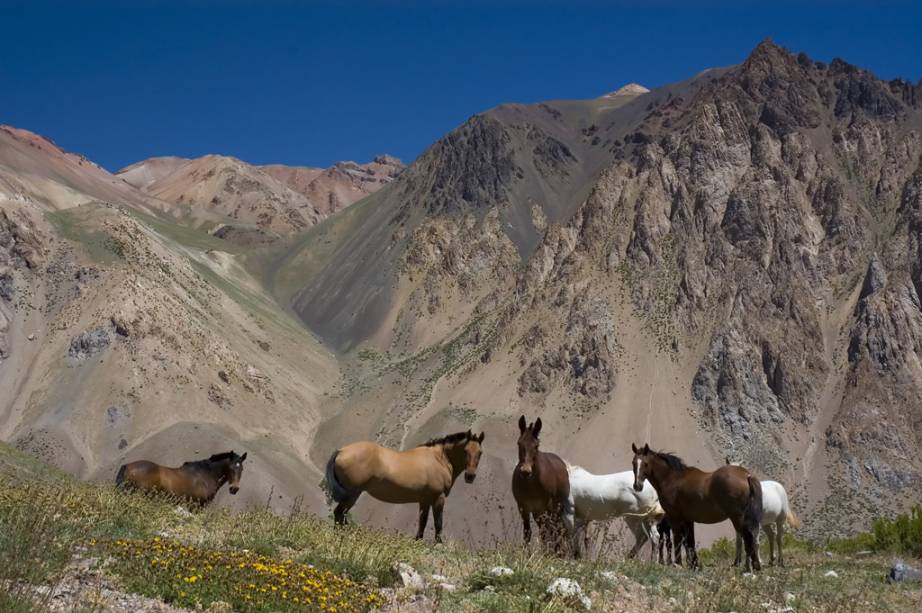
[462,431,485,483]
[226,451,248,494]
[630,442,651,492]
[517,415,543,477]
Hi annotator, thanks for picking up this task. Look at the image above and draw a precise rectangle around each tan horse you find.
[324,431,485,542]
[631,443,763,571]
[512,416,576,556]
[115,451,247,507]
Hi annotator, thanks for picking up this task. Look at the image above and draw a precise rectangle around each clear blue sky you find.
[3,1,921,172]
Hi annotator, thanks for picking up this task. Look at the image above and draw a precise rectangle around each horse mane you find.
[424,431,471,447]
[652,450,688,471]
[182,451,236,468]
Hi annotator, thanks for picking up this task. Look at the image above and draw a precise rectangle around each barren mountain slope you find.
[0,126,165,213]
[283,41,922,542]
[262,154,405,217]
[116,156,190,190]
[0,137,341,514]
[116,154,404,240]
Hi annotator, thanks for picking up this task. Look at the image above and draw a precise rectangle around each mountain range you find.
[2,39,921,545]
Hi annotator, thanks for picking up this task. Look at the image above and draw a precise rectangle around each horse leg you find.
[644,517,659,562]
[625,516,648,559]
[734,518,761,572]
[574,519,589,560]
[685,523,699,569]
[334,493,360,526]
[416,503,430,540]
[776,516,785,567]
[672,523,683,567]
[561,498,578,559]
[519,507,532,544]
[765,522,776,567]
[432,496,446,544]
[734,532,743,567]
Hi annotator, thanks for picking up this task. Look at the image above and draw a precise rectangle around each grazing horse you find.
[324,430,485,543]
[725,459,799,567]
[631,443,763,571]
[115,451,247,507]
[567,464,664,559]
[512,416,576,556]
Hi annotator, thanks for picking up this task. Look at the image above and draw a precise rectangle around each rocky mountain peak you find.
[602,83,650,98]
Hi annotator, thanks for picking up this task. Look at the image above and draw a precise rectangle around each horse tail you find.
[786,510,800,529]
[324,450,357,504]
[744,475,763,530]
[115,464,128,489]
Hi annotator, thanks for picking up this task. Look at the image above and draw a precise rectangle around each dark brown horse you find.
[325,431,485,543]
[631,443,763,571]
[512,416,575,556]
[116,451,247,507]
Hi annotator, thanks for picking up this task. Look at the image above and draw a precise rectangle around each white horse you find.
[725,461,799,567]
[567,464,665,559]
[732,480,799,566]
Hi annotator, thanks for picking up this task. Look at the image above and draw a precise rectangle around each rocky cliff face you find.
[290,40,922,537]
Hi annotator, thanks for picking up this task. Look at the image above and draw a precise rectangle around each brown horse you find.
[631,443,763,571]
[512,416,575,556]
[115,451,247,507]
[324,430,485,543]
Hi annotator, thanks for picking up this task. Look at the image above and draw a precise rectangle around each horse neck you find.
[438,444,466,481]
[645,456,678,493]
[199,460,229,487]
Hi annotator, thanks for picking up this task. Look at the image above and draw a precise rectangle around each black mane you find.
[182,451,237,468]
[424,431,471,447]
[653,450,688,471]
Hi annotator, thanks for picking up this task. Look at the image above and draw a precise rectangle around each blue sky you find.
[2,1,921,171]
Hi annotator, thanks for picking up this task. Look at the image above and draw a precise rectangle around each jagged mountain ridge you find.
[287,40,922,538]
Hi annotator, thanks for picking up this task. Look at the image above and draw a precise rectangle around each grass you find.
[2,441,922,612]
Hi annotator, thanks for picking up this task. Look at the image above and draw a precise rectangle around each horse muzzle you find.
[632,481,643,492]
[464,473,476,484]
[229,486,240,495]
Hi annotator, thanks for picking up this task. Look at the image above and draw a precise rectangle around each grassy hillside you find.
[2,443,921,612]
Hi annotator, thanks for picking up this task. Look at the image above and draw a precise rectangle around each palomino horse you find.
[512,416,575,556]
[324,430,485,543]
[631,443,763,571]
[115,451,247,507]
[725,460,799,567]
[567,464,664,559]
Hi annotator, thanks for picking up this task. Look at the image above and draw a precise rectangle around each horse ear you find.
[632,443,638,454]
[518,415,527,433]
[725,456,731,465]
[643,443,649,454]
[240,452,247,461]
[533,418,542,437]
[478,432,485,443]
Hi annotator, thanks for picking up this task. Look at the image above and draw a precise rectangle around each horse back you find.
[335,441,449,501]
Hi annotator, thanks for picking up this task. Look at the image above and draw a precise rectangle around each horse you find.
[324,430,485,543]
[115,451,247,507]
[512,416,576,556]
[566,464,664,559]
[725,459,799,567]
[631,443,763,571]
